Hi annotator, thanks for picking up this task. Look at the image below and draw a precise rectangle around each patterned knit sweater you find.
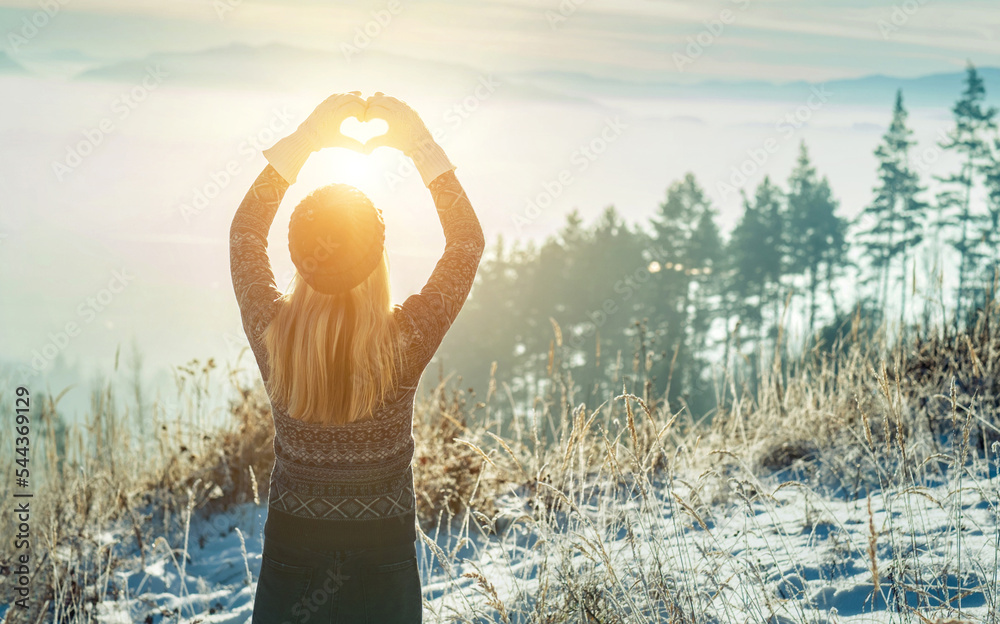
[229,164,485,550]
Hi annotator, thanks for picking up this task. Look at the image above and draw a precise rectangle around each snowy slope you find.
[76,467,998,623]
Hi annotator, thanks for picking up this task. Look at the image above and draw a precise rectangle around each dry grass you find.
[1,299,999,623]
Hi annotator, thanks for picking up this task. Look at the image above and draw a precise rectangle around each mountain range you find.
[4,42,993,109]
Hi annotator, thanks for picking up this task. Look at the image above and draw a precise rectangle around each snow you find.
[70,467,998,623]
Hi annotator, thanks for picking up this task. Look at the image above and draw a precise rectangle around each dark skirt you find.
[251,530,422,624]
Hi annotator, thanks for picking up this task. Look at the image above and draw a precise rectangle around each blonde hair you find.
[263,248,406,425]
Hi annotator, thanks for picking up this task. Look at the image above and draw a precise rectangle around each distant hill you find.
[75,42,484,90]
[66,42,1000,108]
[505,67,1000,108]
[0,50,29,74]
[71,41,596,104]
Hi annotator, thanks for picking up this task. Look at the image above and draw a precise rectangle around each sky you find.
[1,0,998,422]
[1,0,998,81]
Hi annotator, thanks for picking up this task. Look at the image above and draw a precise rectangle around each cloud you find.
[3,0,999,84]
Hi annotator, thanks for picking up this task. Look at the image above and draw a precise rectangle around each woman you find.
[230,90,485,623]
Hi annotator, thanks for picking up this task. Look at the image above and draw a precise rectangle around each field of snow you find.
[81,461,998,623]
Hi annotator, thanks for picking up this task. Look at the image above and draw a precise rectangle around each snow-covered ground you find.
[77,466,999,623]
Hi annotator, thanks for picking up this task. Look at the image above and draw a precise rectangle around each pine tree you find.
[688,204,724,359]
[936,61,998,327]
[728,176,786,345]
[785,142,849,335]
[984,137,1000,290]
[439,233,525,391]
[855,90,928,324]
[646,173,722,411]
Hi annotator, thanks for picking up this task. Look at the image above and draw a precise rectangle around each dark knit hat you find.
[288,184,385,295]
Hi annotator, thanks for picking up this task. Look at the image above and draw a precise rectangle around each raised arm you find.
[229,164,289,353]
[397,169,486,369]
[363,92,486,371]
[230,91,367,367]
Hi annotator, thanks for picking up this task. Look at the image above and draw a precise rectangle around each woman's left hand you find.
[262,90,368,184]
[298,91,368,152]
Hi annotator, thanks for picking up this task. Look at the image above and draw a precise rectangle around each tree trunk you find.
[808,265,819,337]
[899,248,909,329]
[956,155,974,329]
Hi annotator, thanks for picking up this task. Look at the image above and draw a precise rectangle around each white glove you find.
[362,92,456,187]
[262,91,368,184]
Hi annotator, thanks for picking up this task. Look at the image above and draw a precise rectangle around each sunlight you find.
[339,152,377,188]
[340,116,389,147]
[304,149,382,193]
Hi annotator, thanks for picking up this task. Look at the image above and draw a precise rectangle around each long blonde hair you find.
[263,248,406,425]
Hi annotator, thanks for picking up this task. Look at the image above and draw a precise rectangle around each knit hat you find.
[288,184,385,295]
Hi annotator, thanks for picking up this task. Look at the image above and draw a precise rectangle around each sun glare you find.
[340,152,376,187]
[306,149,382,192]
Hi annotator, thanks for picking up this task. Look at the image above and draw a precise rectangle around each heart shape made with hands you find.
[340,115,389,148]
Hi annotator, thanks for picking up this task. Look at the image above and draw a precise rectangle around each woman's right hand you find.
[262,90,367,184]
[301,91,368,153]
[362,92,456,187]
[361,93,436,157]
